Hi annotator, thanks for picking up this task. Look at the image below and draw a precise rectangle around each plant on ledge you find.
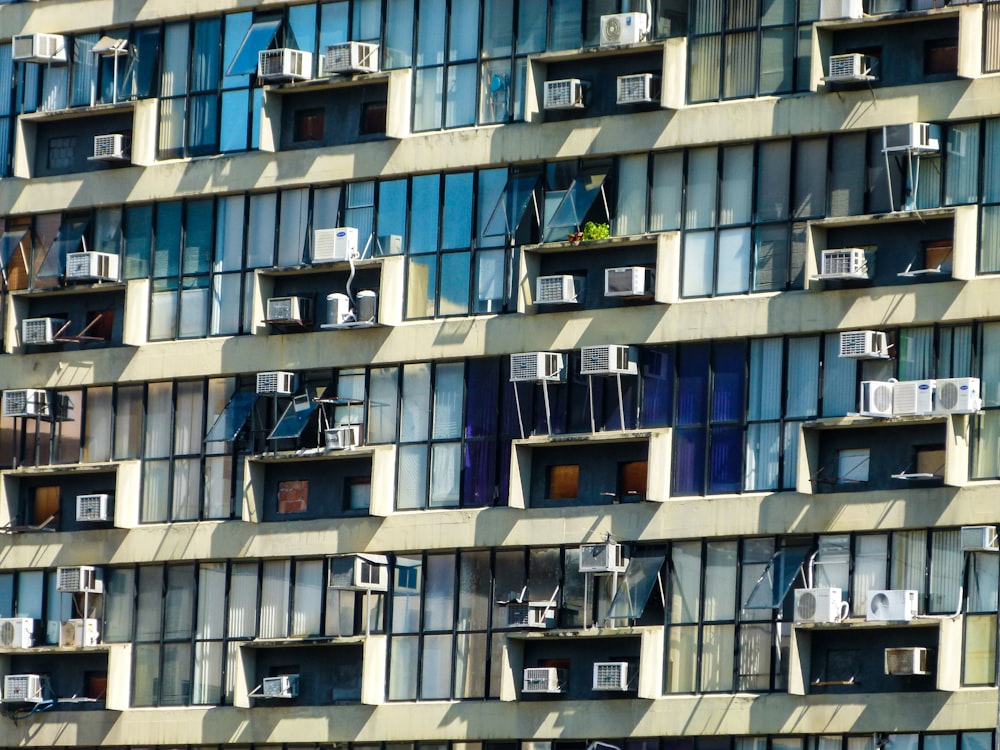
[582,221,610,241]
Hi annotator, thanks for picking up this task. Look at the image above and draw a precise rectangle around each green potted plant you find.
[582,221,610,241]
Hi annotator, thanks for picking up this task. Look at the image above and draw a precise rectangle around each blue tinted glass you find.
[606,553,666,620]
[673,428,706,495]
[676,343,709,425]
[154,203,183,278]
[320,2,350,49]
[288,4,317,56]
[222,12,253,89]
[712,341,746,422]
[268,394,318,440]
[439,251,470,315]
[708,425,743,494]
[205,391,258,442]
[226,19,281,76]
[220,90,250,152]
[640,348,673,427]
[442,173,473,249]
[743,547,811,609]
[409,175,440,254]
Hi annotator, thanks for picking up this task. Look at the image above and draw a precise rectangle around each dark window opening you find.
[618,460,647,501]
[294,108,325,142]
[915,444,946,478]
[361,101,388,135]
[547,465,579,499]
[345,476,371,511]
[924,38,958,76]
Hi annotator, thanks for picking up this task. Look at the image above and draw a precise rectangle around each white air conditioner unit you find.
[510,352,565,383]
[324,424,361,451]
[793,588,847,624]
[885,647,930,676]
[0,618,35,649]
[262,674,299,698]
[314,227,359,263]
[536,275,581,305]
[266,296,312,324]
[616,73,659,105]
[592,662,629,691]
[75,494,110,523]
[866,589,919,622]
[859,380,895,417]
[507,602,556,629]
[544,79,586,110]
[605,266,654,298]
[578,541,628,573]
[819,248,868,280]
[2,674,44,704]
[600,12,648,45]
[353,555,388,591]
[933,377,982,414]
[12,33,67,64]
[59,618,99,648]
[523,667,566,693]
[257,48,313,82]
[824,53,876,83]
[22,317,65,345]
[89,134,129,162]
[580,345,638,377]
[256,371,296,395]
[883,123,941,154]
[66,251,120,281]
[961,525,999,552]
[820,0,863,19]
[56,566,102,595]
[2,389,50,418]
[893,379,936,416]
[323,41,379,75]
[839,330,889,360]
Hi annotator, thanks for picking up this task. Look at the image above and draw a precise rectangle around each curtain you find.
[227,562,258,638]
[897,327,934,381]
[291,560,323,637]
[246,193,276,268]
[423,555,456,631]
[277,189,309,267]
[615,154,647,237]
[174,381,204,455]
[821,335,856,417]
[429,442,461,506]
[686,148,718,229]
[929,530,962,613]
[745,422,780,491]
[890,531,927,596]
[259,560,290,638]
[852,535,887,616]
[396,445,428,509]
[401,364,431,441]
[716,227,751,294]
[71,34,99,107]
[682,230,715,297]
[650,151,683,231]
[432,363,464,438]
[945,122,980,205]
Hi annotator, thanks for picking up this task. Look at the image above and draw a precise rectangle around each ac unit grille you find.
[76,494,109,522]
[510,352,563,382]
[256,371,295,395]
[324,42,379,74]
[821,249,867,278]
[593,662,628,690]
[3,675,42,703]
[617,74,657,104]
[23,318,62,345]
[536,275,578,304]
[92,134,126,159]
[544,79,585,110]
[57,566,99,594]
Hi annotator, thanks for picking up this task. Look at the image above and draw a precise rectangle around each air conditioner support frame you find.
[587,372,627,435]
[512,379,556,438]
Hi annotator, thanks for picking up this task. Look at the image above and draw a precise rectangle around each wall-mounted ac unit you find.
[592,662,629,691]
[933,377,981,414]
[616,73,659,105]
[824,53,876,83]
[507,602,556,629]
[892,379,935,416]
[839,330,889,360]
[262,674,299,698]
[59,618,99,648]
[535,275,581,304]
[257,48,313,82]
[0,618,35,649]
[2,674,44,704]
[314,227,359,263]
[22,317,65,345]
[89,134,129,162]
[600,12,647,45]
[885,647,930,676]
[544,79,586,110]
[580,345,638,377]
[866,589,919,622]
[56,566,102,595]
[66,251,120,282]
[578,541,627,573]
[793,587,847,624]
[323,41,379,75]
[819,248,868,280]
[605,266,653,298]
[820,0,863,19]
[354,555,388,591]
[266,296,312,324]
[256,371,296,395]
[76,494,110,523]
[883,123,941,154]
[510,352,564,383]
[2,389,50,418]
[12,33,67,64]
[522,667,565,693]
[961,525,999,552]
[859,380,895,418]
[324,424,361,451]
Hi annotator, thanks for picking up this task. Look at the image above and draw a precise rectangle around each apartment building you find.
[0,0,997,749]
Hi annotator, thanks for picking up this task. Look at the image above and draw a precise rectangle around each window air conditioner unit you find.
[820,0,863,19]
[257,48,313,82]
[507,602,556,629]
[56,566,103,595]
[605,266,654,298]
[961,525,999,552]
[839,330,889,360]
[323,41,379,75]
[616,73,659,105]
[824,53,876,83]
[600,12,648,45]
[76,494,110,523]
[2,675,44,704]
[324,424,361,451]
[89,134,129,162]
[59,618,99,647]
[2,389,50,418]
[256,371,296,395]
[353,555,388,591]
[510,352,565,383]
[592,661,629,691]
[892,379,935,416]
[819,249,868,280]
[544,79,586,110]
[66,251,119,282]
[0,618,35,649]
[580,345,638,377]
[866,589,919,622]
[885,647,930,676]
[883,123,941,154]
[12,33,67,64]
[262,674,299,698]
[314,227,359,263]
[22,317,65,345]
[793,587,847,624]
[536,275,581,305]
[522,667,566,693]
[933,377,982,414]
[266,296,312,324]
[578,541,628,573]
[859,380,895,417]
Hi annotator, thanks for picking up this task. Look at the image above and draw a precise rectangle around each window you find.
[294,107,325,141]
[924,38,958,76]
[618,460,647,501]
[837,449,870,484]
[547,465,580,499]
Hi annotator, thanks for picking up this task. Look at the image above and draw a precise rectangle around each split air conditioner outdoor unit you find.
[262,674,299,698]
[2,389,50,418]
[616,73,659,105]
[22,317,65,345]
[578,541,628,573]
[323,41,379,75]
[510,352,565,383]
[89,134,129,162]
[0,618,35,649]
[66,251,120,281]
[605,266,654,297]
[892,379,935,416]
[355,289,377,324]
[961,525,999,552]
[820,0,863,19]
[933,377,982,414]
[324,424,361,451]
[883,123,941,154]
[592,662,629,691]
[839,330,889,360]
[257,48,313,82]
[824,53,876,83]
[522,667,566,693]
[544,79,586,110]
[2,674,44,704]
[57,566,103,594]
[536,275,581,305]
[266,296,313,324]
[507,602,556,629]
[600,12,648,45]
[314,227,359,263]
[859,380,895,417]
[59,618,99,647]
[256,371,296,395]
[580,345,638,377]
[793,588,848,624]
[12,33,67,63]
[866,589,919,622]
[885,647,930,676]
[76,494,110,523]
[819,249,868,280]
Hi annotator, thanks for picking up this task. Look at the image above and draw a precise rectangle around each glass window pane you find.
[606,553,665,620]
